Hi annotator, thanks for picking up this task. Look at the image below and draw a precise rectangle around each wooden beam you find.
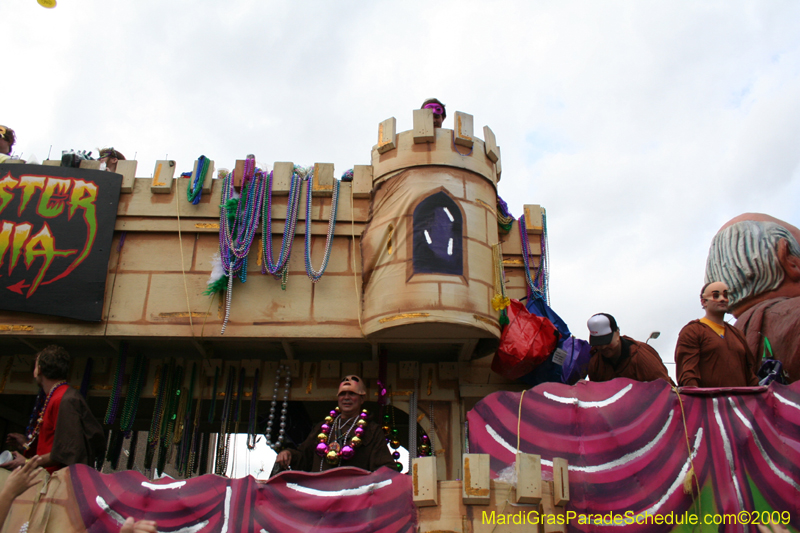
[377,117,397,154]
[553,457,570,506]
[458,339,478,361]
[454,111,474,148]
[413,109,435,144]
[483,126,499,162]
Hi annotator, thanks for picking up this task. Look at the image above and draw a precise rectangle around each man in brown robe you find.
[675,282,759,387]
[2,345,105,472]
[585,313,674,385]
[275,375,395,473]
[706,214,800,382]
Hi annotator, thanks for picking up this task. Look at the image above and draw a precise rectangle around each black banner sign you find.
[0,164,121,321]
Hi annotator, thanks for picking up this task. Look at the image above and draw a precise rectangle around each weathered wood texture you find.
[417,479,567,533]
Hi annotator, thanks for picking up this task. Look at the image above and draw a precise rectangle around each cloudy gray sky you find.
[4,0,800,379]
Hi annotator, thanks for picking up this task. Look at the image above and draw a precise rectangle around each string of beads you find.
[264,365,291,450]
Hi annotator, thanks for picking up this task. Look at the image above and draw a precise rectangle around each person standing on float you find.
[675,282,759,387]
[2,346,105,473]
[276,375,395,472]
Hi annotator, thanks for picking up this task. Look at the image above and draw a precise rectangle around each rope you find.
[176,192,196,336]
[350,183,365,336]
[516,390,527,454]
[672,386,701,518]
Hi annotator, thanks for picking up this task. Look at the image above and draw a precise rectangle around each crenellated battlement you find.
[0,110,544,366]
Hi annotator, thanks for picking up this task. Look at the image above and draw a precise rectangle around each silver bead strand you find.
[264,364,292,450]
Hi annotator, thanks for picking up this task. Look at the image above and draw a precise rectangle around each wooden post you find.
[552,457,570,507]
[483,126,499,162]
[189,158,214,195]
[454,111,474,148]
[412,456,438,507]
[312,163,335,196]
[151,160,176,193]
[461,454,490,505]
[79,160,101,170]
[233,160,246,189]
[413,108,435,144]
[272,162,294,195]
[352,165,373,198]
[523,205,544,234]
[377,117,397,154]
[117,159,138,194]
[515,453,542,504]
[495,145,502,180]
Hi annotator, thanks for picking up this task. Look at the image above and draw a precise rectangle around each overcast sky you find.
[4,0,800,379]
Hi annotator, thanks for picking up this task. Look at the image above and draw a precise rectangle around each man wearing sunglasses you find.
[421,98,446,128]
[275,375,394,473]
[585,313,673,384]
[98,147,126,173]
[0,125,16,163]
[675,281,758,387]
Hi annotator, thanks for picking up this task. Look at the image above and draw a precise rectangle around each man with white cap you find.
[275,375,395,472]
[675,282,758,387]
[586,313,674,384]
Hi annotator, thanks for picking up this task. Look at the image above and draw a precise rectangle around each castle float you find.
[1,109,798,533]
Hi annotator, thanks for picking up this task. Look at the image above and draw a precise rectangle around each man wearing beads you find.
[675,282,759,387]
[275,375,395,472]
[421,98,446,128]
[2,345,105,473]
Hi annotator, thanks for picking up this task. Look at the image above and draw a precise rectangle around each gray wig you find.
[705,220,800,308]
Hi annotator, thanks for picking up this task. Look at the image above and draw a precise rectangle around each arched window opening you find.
[412,192,463,276]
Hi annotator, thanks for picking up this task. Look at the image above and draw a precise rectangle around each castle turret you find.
[360,110,505,344]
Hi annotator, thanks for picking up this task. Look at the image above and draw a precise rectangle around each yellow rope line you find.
[176,194,196,337]
[673,385,702,519]
[516,389,527,453]
[350,184,365,337]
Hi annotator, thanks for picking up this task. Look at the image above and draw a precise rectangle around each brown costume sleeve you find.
[366,422,395,471]
[586,353,600,381]
[632,341,676,386]
[289,422,323,472]
[51,388,106,468]
[675,322,702,387]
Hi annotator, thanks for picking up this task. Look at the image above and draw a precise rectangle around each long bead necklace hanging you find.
[316,407,368,467]
[262,169,304,277]
[157,365,183,476]
[126,429,138,471]
[519,214,545,301]
[175,363,197,474]
[23,381,68,451]
[215,368,236,475]
[104,344,127,425]
[186,380,204,476]
[146,363,170,471]
[264,365,291,450]
[120,354,146,435]
[219,157,265,268]
[187,155,210,205]
[246,368,261,450]
[383,404,403,471]
[303,173,340,282]
[418,403,433,458]
[229,368,246,477]
[219,157,267,335]
[409,375,419,459]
